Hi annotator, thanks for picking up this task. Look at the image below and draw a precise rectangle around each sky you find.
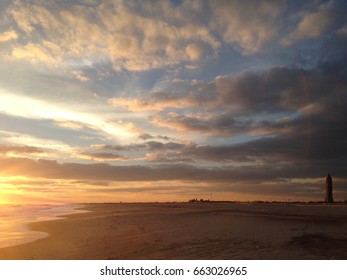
[0,0,347,204]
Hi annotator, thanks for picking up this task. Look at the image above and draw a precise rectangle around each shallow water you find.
[0,204,87,248]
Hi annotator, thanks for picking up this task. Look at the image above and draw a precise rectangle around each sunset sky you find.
[0,0,347,204]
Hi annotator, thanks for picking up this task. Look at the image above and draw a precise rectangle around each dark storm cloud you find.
[93,144,146,151]
[73,55,347,184]
[0,157,213,181]
[93,54,347,167]
[93,141,186,152]
[135,56,347,185]
[1,156,346,183]
[152,112,259,136]
[215,68,300,113]
[180,60,345,113]
[146,141,185,150]
[151,57,347,146]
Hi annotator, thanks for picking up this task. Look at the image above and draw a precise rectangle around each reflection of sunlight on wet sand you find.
[0,204,88,249]
[0,226,48,249]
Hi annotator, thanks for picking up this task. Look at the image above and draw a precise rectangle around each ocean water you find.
[0,204,87,249]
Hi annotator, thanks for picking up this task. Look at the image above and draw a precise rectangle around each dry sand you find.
[1,202,347,260]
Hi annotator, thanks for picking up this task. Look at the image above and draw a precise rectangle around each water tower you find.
[325,173,334,203]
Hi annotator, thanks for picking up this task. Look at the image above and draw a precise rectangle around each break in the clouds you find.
[0,0,347,203]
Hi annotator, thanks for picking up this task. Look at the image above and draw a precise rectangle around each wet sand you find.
[1,202,347,260]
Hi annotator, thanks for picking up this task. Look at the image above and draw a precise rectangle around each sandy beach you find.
[1,202,347,260]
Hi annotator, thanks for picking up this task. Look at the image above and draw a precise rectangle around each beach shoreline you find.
[0,204,89,250]
[1,202,347,260]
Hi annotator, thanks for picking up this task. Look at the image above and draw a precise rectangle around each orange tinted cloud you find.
[0,145,44,157]
[6,0,219,70]
[78,152,127,161]
[0,29,18,42]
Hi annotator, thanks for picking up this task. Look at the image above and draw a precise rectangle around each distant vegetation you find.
[187,198,347,205]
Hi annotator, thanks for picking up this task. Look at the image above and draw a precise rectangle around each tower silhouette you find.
[325,173,333,203]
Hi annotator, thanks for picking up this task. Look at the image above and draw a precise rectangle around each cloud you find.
[54,120,85,130]
[2,0,294,71]
[79,140,191,164]
[112,65,338,120]
[0,157,203,181]
[210,0,284,54]
[0,144,43,156]
[185,114,346,164]
[185,43,205,60]
[79,152,127,161]
[281,1,335,46]
[92,143,145,151]
[3,0,345,71]
[141,58,347,139]
[213,68,312,113]
[337,25,347,36]
[0,29,18,42]
[4,0,219,71]
[108,79,218,112]
[0,130,75,156]
[107,98,172,112]
[150,112,259,136]
[71,70,90,82]
[108,93,198,112]
[107,59,347,172]
[11,42,62,64]
[145,141,186,151]
[1,156,346,185]
[144,152,194,163]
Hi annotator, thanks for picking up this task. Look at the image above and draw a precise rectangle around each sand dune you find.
[1,203,347,260]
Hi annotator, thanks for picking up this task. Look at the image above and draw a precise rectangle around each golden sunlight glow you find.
[0,91,136,142]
